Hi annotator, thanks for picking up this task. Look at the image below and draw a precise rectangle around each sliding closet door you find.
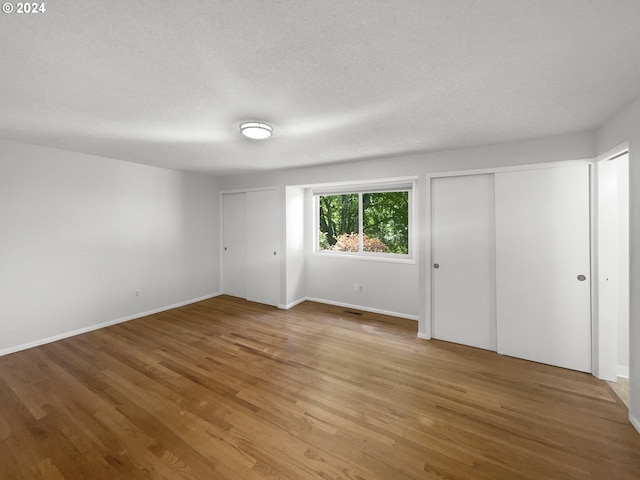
[246,189,280,306]
[222,193,247,299]
[432,174,497,351]
[495,165,591,372]
[223,189,280,307]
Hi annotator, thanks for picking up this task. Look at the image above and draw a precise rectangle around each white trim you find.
[358,192,364,252]
[596,141,629,163]
[313,184,414,196]
[220,185,280,195]
[592,145,630,379]
[591,160,601,378]
[429,175,435,339]
[219,191,225,294]
[617,366,630,378]
[427,158,593,180]
[279,297,307,310]
[0,292,223,357]
[305,296,418,321]
[417,332,431,340]
[419,175,432,338]
[303,175,418,191]
[630,413,640,435]
[311,251,416,264]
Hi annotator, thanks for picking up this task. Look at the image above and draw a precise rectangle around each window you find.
[315,184,412,259]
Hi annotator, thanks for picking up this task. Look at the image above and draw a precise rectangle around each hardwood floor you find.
[609,377,630,407]
[0,295,638,479]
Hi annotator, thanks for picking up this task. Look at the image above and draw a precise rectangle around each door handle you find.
[577,274,586,281]
[434,263,439,269]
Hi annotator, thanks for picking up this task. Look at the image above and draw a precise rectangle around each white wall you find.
[306,255,419,319]
[219,131,594,323]
[284,187,306,307]
[597,156,621,380]
[596,95,640,432]
[220,132,595,191]
[0,140,220,354]
[618,155,630,378]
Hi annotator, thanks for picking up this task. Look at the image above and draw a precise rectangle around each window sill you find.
[311,251,416,265]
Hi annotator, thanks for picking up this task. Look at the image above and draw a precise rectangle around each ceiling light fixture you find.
[240,122,273,140]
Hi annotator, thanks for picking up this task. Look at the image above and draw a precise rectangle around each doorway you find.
[597,149,630,383]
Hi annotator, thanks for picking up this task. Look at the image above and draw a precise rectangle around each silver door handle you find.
[434,263,439,269]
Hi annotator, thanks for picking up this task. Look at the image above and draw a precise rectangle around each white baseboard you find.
[630,413,640,435]
[305,297,418,321]
[0,292,222,357]
[617,365,630,378]
[416,332,431,340]
[278,297,307,310]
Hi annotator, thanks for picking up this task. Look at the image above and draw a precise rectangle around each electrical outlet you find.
[359,284,364,293]
[135,290,140,297]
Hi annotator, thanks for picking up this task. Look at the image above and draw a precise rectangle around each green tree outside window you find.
[318,191,409,255]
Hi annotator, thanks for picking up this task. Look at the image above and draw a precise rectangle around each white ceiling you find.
[2,1,640,175]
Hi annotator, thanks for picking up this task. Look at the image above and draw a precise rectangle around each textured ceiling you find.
[2,0,640,175]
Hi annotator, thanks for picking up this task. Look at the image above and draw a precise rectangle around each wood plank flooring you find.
[0,295,638,479]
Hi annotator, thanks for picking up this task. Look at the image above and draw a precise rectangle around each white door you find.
[495,165,591,372]
[246,189,280,306]
[222,193,247,298]
[432,174,497,351]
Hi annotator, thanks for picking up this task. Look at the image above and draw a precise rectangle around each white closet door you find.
[432,174,497,351]
[222,193,247,299]
[495,165,591,372]
[246,189,280,307]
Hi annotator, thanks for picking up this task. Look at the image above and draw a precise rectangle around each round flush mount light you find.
[240,121,273,140]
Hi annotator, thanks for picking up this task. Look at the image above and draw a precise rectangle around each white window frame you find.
[312,179,416,263]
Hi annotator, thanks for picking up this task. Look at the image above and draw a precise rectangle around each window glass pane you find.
[318,194,359,251]
[362,191,409,254]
